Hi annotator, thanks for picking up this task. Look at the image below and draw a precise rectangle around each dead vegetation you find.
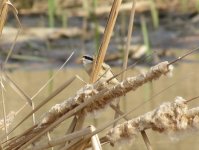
[0,0,199,150]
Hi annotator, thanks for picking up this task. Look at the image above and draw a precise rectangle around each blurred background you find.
[1,0,199,149]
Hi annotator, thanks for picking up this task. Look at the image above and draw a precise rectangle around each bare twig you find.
[4,73,32,106]
[168,46,199,66]
[185,95,199,103]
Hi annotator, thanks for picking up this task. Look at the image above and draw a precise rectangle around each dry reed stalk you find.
[113,0,136,127]
[32,127,93,150]
[6,47,199,148]
[4,74,32,106]
[60,138,83,150]
[61,113,86,149]
[122,0,152,144]
[0,70,8,140]
[110,104,152,150]
[1,0,21,65]
[73,113,86,131]
[47,132,53,150]
[0,0,9,141]
[0,111,15,131]
[57,116,78,149]
[1,76,76,140]
[39,61,172,126]
[75,71,194,149]
[90,125,102,150]
[140,131,152,150]
[3,61,171,149]
[122,0,136,80]
[4,89,107,150]
[75,138,90,150]
[0,52,75,142]
[106,96,199,145]
[90,0,122,83]
[31,51,75,100]
[0,0,8,36]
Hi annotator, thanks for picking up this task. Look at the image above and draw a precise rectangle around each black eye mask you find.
[83,55,93,61]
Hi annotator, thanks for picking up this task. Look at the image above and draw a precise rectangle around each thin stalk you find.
[107,51,156,83]
[1,76,76,139]
[48,70,54,94]
[48,0,56,28]
[185,95,199,103]
[92,0,100,52]
[196,0,199,12]
[181,0,188,13]
[0,72,8,140]
[150,0,159,29]
[120,0,136,111]
[4,1,21,65]
[47,132,54,150]
[5,73,32,106]
[62,11,67,28]
[168,46,199,66]
[31,51,74,99]
[141,15,152,62]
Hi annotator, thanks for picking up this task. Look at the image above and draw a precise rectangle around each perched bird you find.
[82,55,119,85]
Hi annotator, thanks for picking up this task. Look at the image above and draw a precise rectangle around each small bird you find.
[82,55,119,85]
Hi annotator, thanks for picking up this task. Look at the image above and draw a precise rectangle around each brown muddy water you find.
[1,58,199,150]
